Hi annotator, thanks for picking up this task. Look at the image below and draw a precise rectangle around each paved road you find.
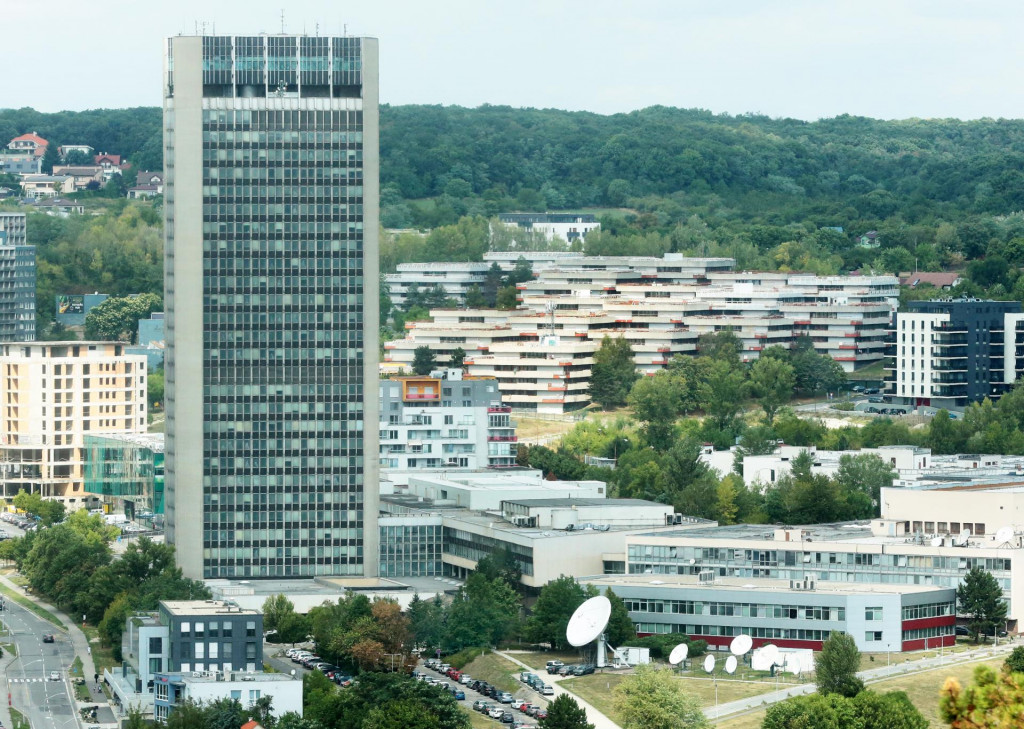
[419,657,547,728]
[1,598,78,729]
[496,652,619,729]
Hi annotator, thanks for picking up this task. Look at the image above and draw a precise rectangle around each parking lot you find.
[417,658,560,728]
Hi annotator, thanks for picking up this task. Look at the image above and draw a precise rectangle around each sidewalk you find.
[495,651,622,729]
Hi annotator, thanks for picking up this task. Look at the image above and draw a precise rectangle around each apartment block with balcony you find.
[0,342,147,505]
[886,299,1024,411]
[380,369,517,469]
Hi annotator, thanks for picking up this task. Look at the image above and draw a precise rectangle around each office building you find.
[83,433,165,521]
[585,574,955,653]
[163,34,380,579]
[0,342,147,505]
[0,213,35,342]
[497,213,600,243]
[380,370,516,469]
[886,298,1024,410]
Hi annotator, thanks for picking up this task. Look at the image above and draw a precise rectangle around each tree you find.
[444,572,520,650]
[590,336,638,409]
[764,691,927,729]
[12,489,65,526]
[697,331,742,368]
[835,454,896,517]
[540,694,594,729]
[40,143,60,174]
[941,664,1024,729]
[262,593,296,634]
[604,587,636,647]
[524,576,589,649]
[495,285,518,309]
[464,284,487,308]
[957,567,1008,643]
[148,370,164,409]
[703,360,747,431]
[83,293,162,343]
[408,594,446,652]
[613,664,709,729]
[750,357,795,425]
[448,347,466,369]
[1005,645,1024,674]
[628,373,680,450]
[412,346,437,376]
[814,632,864,698]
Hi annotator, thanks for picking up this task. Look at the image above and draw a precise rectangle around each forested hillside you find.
[5,104,1024,222]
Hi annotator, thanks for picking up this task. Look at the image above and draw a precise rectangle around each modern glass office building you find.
[83,433,165,519]
[163,34,379,579]
[0,213,36,342]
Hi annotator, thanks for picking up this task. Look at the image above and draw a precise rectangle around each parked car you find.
[955,625,970,636]
[526,706,541,717]
[545,660,564,674]
[48,671,61,681]
[453,690,466,700]
[473,700,487,712]
[488,707,506,719]
[540,684,554,696]
[498,692,515,704]
[501,712,515,724]
[42,634,55,643]
[535,710,548,720]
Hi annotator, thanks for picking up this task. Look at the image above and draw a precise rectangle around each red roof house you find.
[8,132,49,157]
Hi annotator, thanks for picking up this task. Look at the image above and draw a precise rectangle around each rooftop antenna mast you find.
[281,9,286,33]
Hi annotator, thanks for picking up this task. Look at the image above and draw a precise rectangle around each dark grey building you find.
[886,298,1024,410]
[0,213,36,342]
[163,34,380,579]
[158,601,263,673]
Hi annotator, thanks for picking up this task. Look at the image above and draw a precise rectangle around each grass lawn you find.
[506,651,585,671]
[0,582,64,628]
[9,708,29,729]
[81,625,117,675]
[462,652,522,694]
[858,643,975,672]
[2,642,16,657]
[561,672,784,725]
[863,656,1003,727]
[715,709,767,728]
[463,707,498,729]
[514,417,576,442]
[847,359,890,381]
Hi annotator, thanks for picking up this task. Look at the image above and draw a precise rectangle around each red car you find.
[534,710,547,720]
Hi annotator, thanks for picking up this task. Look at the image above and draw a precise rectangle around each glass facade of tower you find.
[164,35,378,579]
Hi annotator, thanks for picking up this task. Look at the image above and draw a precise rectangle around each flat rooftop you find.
[160,600,260,617]
[636,522,876,543]
[503,498,667,508]
[583,573,951,597]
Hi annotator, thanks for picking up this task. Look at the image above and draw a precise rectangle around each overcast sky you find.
[5,0,1023,120]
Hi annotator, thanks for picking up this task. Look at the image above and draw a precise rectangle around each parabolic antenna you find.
[730,634,753,656]
[930,537,944,547]
[962,527,972,540]
[668,643,689,666]
[751,644,779,672]
[783,654,801,676]
[996,526,1015,545]
[725,656,738,674]
[703,654,716,673]
[566,596,612,648]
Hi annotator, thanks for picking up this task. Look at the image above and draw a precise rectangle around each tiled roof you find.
[900,272,961,288]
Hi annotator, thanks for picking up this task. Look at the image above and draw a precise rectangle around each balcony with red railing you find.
[405,393,439,400]
[487,405,512,413]
[487,435,519,442]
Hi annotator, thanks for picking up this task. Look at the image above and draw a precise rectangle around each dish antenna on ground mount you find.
[724,656,738,674]
[566,595,626,669]
[730,634,752,657]
[703,654,716,673]
[668,643,689,666]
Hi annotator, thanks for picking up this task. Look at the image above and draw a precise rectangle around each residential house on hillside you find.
[94,153,127,179]
[858,231,881,248]
[900,272,963,290]
[58,144,94,158]
[20,175,74,198]
[31,198,85,217]
[128,171,164,199]
[7,132,48,157]
[52,165,105,191]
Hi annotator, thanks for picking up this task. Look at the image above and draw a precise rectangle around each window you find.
[195,643,205,659]
[149,637,163,653]
[444,415,453,425]
[865,607,883,621]
[222,623,233,638]
[194,622,205,638]
[231,690,241,701]
[222,643,232,659]
[208,621,219,638]
[209,643,219,659]
[246,642,257,659]
[180,621,191,635]
[865,631,882,642]
[246,621,256,637]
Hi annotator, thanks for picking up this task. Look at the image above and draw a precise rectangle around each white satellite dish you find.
[703,654,716,673]
[995,526,1015,545]
[730,634,753,656]
[725,656,738,674]
[668,643,689,666]
[930,537,944,547]
[962,527,972,540]
[751,644,780,672]
[566,596,612,647]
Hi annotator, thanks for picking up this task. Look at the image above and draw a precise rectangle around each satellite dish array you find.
[698,634,753,677]
[751,643,801,676]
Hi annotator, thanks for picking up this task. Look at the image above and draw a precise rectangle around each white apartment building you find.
[387,262,492,308]
[497,213,601,243]
[380,370,517,468]
[0,342,147,505]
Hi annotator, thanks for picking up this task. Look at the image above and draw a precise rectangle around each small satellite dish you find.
[730,634,753,656]
[930,536,944,547]
[751,644,780,672]
[565,596,612,648]
[703,654,716,673]
[996,526,1015,545]
[962,527,972,540]
[668,643,689,666]
[725,656,738,674]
